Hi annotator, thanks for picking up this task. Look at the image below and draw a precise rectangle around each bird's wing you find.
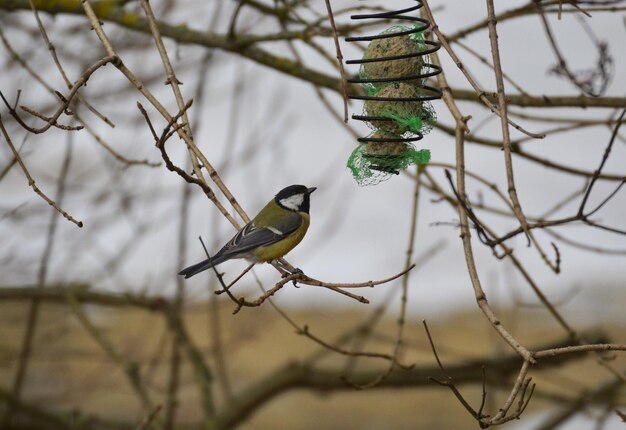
[214,212,303,260]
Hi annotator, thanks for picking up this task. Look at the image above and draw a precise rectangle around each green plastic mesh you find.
[363,82,437,136]
[360,25,429,93]
[347,132,431,186]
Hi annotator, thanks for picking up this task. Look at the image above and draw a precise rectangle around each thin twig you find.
[0,116,83,227]
[486,0,560,273]
[450,122,533,362]
[534,343,626,358]
[324,0,349,122]
[578,108,626,215]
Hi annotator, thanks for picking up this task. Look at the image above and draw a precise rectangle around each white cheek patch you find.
[279,194,304,211]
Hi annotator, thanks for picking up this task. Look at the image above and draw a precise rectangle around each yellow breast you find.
[253,213,310,262]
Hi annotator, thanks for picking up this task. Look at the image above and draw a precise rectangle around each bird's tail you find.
[178,254,230,279]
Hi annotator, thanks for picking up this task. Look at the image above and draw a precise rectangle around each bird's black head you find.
[275,185,316,213]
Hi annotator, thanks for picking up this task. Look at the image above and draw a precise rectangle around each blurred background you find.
[0,0,625,429]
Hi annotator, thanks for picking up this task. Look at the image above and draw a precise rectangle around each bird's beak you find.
[306,187,317,194]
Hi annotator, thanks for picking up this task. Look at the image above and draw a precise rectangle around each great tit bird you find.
[179,184,316,279]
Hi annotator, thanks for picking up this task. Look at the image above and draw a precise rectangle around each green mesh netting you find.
[360,25,429,93]
[363,82,437,136]
[347,132,431,186]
